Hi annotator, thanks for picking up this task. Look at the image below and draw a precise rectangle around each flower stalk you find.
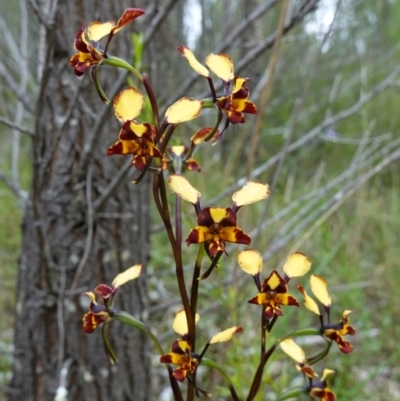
[72,9,355,400]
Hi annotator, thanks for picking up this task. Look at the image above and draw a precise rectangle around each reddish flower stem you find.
[158,124,176,154]
[207,77,217,101]
[260,310,267,365]
[156,172,194,342]
[246,344,277,401]
[199,251,223,280]
[143,74,160,129]
[189,245,204,349]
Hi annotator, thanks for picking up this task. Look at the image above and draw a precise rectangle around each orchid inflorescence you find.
[72,8,355,400]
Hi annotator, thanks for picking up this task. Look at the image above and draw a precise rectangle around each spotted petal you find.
[275,293,300,306]
[160,352,187,366]
[83,311,109,333]
[173,367,189,382]
[107,139,140,155]
[197,207,237,227]
[261,271,288,293]
[191,127,219,144]
[218,226,251,245]
[73,26,90,53]
[208,238,227,256]
[186,226,213,245]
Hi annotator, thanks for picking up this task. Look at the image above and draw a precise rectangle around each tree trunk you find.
[9,1,151,400]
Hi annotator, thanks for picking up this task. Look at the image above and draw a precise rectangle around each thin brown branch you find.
[93,158,132,212]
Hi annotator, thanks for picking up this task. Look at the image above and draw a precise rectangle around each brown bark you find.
[9,1,152,400]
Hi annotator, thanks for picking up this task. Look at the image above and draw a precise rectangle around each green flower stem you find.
[101,322,118,364]
[204,108,223,142]
[92,62,110,104]
[201,358,241,401]
[113,311,183,401]
[282,327,321,338]
[113,311,164,355]
[246,344,276,401]
[102,56,143,81]
[276,387,307,401]
[201,99,215,108]
[307,338,332,365]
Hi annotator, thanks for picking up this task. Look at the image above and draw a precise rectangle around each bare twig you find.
[0,116,34,136]
[144,0,180,44]
[10,0,29,196]
[93,158,132,212]
[28,0,49,27]
[0,62,34,114]
[206,62,400,206]
[253,0,342,249]
[70,164,94,292]
[268,146,400,261]
[0,170,28,202]
[78,71,126,175]
[169,0,280,103]
[170,0,319,106]
[263,137,398,238]
[249,135,400,239]
[246,0,290,175]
